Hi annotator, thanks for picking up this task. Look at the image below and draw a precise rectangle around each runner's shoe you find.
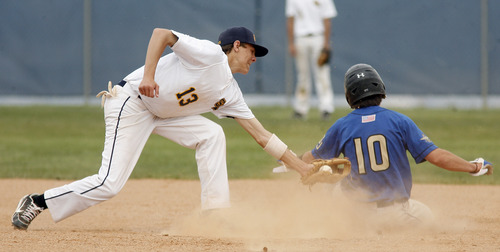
[12,194,45,230]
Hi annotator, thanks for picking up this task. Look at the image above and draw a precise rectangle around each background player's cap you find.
[218,27,268,57]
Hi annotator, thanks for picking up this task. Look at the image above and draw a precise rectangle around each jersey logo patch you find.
[212,98,226,110]
[315,135,325,150]
[420,134,432,143]
[362,114,376,123]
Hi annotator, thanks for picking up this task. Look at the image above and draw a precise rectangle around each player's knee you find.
[97,182,125,199]
[204,122,225,143]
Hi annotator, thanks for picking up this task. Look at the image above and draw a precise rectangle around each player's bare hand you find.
[288,44,296,57]
[138,79,160,98]
[295,163,314,178]
[303,163,314,177]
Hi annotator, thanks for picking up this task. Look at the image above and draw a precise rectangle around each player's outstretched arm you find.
[235,117,311,176]
[425,148,493,176]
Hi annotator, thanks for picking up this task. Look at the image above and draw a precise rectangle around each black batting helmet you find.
[344,63,386,108]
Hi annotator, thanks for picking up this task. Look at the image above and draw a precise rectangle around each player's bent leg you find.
[373,199,434,230]
[405,199,435,226]
[44,93,156,222]
[153,115,231,210]
[195,121,230,210]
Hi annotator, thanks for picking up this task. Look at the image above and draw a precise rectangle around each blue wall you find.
[1,0,498,97]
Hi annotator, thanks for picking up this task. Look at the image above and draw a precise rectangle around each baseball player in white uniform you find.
[286,0,337,119]
[12,26,312,230]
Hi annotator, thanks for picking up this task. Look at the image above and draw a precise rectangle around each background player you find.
[12,26,312,230]
[286,0,337,120]
[301,63,493,228]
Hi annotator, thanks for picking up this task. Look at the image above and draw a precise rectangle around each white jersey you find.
[124,30,254,120]
[285,0,337,37]
[41,29,256,223]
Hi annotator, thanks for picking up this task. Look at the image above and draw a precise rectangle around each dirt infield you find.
[1,179,499,251]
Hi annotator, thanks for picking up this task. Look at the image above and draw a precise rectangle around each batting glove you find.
[469,158,493,176]
[96,81,122,107]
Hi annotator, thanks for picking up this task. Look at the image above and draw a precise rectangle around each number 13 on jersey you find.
[176,87,198,106]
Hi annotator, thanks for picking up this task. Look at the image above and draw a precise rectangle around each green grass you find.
[0,106,498,185]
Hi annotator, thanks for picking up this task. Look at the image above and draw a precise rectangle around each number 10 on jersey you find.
[354,134,390,174]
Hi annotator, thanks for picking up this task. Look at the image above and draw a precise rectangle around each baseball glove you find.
[301,158,351,186]
[317,48,331,66]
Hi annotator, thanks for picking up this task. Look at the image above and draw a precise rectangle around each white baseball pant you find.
[362,199,435,229]
[293,34,334,115]
[44,84,230,222]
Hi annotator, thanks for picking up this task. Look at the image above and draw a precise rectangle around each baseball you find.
[320,165,333,173]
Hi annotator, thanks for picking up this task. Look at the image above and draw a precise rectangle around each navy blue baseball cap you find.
[218,27,268,57]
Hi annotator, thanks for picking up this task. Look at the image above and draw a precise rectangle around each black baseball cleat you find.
[292,111,305,120]
[321,112,331,121]
[12,194,45,230]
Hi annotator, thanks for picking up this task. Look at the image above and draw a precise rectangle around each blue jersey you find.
[311,106,437,204]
